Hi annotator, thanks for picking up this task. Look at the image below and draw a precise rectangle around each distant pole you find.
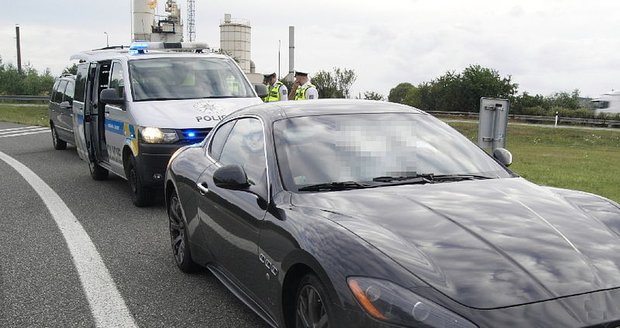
[278,40,281,78]
[104,32,109,47]
[15,25,22,74]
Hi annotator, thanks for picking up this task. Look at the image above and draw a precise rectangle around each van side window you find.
[109,62,125,99]
[74,65,88,103]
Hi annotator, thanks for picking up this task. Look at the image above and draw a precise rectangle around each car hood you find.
[291,177,620,309]
[128,97,262,129]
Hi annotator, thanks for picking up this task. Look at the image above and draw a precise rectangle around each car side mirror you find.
[100,88,124,105]
[254,84,268,98]
[213,164,250,190]
[493,148,513,167]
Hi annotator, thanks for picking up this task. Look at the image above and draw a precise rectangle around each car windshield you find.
[129,57,255,101]
[273,113,513,192]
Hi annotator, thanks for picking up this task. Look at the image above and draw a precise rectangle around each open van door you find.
[73,62,109,180]
[73,63,90,161]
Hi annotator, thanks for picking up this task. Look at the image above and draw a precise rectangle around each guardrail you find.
[0,95,49,102]
[428,111,620,129]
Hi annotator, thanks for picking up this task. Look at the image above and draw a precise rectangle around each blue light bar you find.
[129,42,149,55]
[186,131,196,138]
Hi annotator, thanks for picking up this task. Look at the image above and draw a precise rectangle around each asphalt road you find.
[0,122,268,327]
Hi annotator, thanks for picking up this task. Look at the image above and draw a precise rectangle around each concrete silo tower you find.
[219,14,252,73]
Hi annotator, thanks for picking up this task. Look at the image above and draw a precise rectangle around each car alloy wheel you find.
[168,192,196,272]
[296,275,330,328]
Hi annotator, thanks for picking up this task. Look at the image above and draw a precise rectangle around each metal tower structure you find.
[187,0,196,41]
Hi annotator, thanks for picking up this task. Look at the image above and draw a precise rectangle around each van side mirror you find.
[100,88,124,105]
[254,84,268,98]
[493,148,513,167]
[213,164,250,190]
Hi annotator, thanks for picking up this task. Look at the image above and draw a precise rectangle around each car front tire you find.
[168,190,197,273]
[295,274,332,328]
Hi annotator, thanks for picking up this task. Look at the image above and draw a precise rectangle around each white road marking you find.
[0,151,138,328]
[0,126,42,133]
[0,126,49,138]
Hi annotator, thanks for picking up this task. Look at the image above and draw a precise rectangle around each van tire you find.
[51,124,67,150]
[89,161,109,181]
[127,155,152,207]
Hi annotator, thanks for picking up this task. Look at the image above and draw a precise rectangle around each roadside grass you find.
[0,103,49,127]
[448,121,620,203]
[0,103,618,203]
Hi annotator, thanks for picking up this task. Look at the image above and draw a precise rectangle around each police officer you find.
[289,70,319,100]
[262,73,288,102]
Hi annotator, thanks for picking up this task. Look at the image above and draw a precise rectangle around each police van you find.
[70,42,267,206]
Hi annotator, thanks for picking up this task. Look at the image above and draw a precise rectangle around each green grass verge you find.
[448,121,620,203]
[0,103,49,127]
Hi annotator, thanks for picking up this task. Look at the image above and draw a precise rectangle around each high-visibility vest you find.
[294,83,316,100]
[265,81,285,102]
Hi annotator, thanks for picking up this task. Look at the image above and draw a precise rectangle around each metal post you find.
[278,40,281,79]
[15,25,22,74]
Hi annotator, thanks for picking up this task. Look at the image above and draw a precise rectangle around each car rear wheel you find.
[126,155,152,207]
[168,190,196,272]
[51,123,67,150]
[295,274,332,328]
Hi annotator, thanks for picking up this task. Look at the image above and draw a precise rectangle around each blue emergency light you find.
[129,42,149,55]
[186,131,196,138]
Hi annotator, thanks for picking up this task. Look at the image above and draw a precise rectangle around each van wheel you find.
[127,155,152,207]
[51,124,67,150]
[89,161,109,180]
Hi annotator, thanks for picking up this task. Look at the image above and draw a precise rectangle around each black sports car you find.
[165,99,620,328]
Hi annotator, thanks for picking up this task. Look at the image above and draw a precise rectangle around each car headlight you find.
[139,127,179,144]
[348,277,476,328]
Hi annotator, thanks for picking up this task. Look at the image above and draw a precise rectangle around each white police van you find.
[70,42,267,206]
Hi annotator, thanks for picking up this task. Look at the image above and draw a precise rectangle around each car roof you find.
[229,99,426,122]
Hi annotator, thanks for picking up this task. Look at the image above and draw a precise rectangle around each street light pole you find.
[104,32,109,47]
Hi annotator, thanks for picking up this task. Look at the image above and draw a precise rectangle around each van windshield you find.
[128,57,256,101]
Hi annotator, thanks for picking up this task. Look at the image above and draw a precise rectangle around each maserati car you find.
[165,99,620,328]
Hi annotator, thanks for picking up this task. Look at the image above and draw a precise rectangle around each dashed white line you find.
[0,151,138,328]
[0,126,49,138]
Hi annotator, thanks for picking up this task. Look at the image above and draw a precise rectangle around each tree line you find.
[1,56,613,120]
[306,65,615,119]
[386,64,607,119]
[0,57,55,96]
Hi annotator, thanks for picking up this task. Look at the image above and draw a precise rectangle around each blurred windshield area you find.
[129,57,255,101]
[274,113,513,191]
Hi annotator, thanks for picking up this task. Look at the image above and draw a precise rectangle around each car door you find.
[58,79,75,140]
[197,117,268,295]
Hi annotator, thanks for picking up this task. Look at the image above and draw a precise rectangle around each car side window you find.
[208,120,236,161]
[53,80,67,103]
[219,118,266,189]
[63,80,75,105]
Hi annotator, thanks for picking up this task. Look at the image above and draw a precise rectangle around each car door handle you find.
[197,182,209,195]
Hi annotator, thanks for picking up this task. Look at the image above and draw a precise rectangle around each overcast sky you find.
[1,0,619,98]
